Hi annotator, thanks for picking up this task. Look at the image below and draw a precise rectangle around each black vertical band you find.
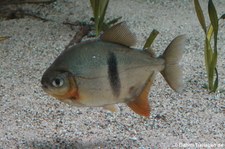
[107,52,121,97]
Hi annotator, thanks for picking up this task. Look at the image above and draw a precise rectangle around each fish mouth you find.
[42,85,53,92]
[41,85,50,94]
[41,82,50,92]
[41,83,68,100]
[41,86,58,99]
[41,84,48,90]
[41,83,54,95]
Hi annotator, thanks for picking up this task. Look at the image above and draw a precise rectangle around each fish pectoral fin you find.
[127,73,154,117]
[103,104,119,112]
[100,22,136,47]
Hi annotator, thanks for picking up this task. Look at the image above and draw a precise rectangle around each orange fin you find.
[127,73,155,117]
[127,96,150,117]
[100,22,136,47]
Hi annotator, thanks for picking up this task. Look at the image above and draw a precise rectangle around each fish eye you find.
[52,78,64,87]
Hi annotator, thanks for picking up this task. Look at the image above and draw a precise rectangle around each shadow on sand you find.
[24,138,108,149]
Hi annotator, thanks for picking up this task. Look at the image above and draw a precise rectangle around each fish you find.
[41,22,185,117]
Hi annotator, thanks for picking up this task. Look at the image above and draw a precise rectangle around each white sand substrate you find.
[0,0,224,148]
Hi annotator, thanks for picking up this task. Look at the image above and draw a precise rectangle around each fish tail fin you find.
[160,35,186,93]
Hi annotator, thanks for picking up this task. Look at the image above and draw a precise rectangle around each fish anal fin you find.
[100,22,136,47]
[103,104,119,112]
[127,96,150,117]
[127,73,154,117]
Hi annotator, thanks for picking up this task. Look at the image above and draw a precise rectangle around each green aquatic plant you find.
[90,0,122,36]
[90,0,109,36]
[194,0,224,92]
[143,29,159,49]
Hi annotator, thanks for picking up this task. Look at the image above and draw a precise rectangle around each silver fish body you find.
[41,22,185,117]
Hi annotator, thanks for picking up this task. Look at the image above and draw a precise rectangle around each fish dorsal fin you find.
[127,73,155,117]
[100,22,136,47]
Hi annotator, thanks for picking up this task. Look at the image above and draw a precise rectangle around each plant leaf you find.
[208,0,218,34]
[0,36,10,42]
[194,0,207,33]
[90,0,109,35]
[98,0,109,33]
[213,67,219,92]
[102,16,122,31]
[208,0,218,48]
[208,0,219,92]
[143,29,159,49]
[204,37,212,79]
[206,24,213,41]
[220,13,225,19]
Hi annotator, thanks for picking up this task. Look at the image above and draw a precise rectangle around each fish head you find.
[41,69,79,100]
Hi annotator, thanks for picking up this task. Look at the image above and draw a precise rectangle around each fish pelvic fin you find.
[100,22,136,47]
[103,104,119,112]
[160,35,186,93]
[127,73,154,117]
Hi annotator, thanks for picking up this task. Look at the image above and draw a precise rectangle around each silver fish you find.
[41,22,185,117]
